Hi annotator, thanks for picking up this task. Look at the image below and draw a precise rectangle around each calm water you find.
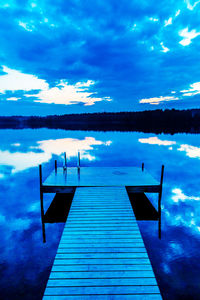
[0,129,200,299]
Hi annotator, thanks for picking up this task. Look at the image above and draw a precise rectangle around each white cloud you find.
[178,144,200,158]
[181,81,200,97]
[7,97,19,101]
[138,136,176,146]
[164,17,172,27]
[139,95,178,104]
[18,21,35,32]
[31,80,111,106]
[172,188,200,203]
[175,10,181,17]
[149,17,159,22]
[160,42,170,52]
[179,27,200,46]
[0,66,48,93]
[0,66,111,106]
[185,0,200,10]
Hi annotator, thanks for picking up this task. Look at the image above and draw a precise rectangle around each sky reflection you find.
[0,129,200,299]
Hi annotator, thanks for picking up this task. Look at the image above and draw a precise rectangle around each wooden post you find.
[63,152,67,171]
[39,164,46,243]
[55,160,57,173]
[64,152,67,167]
[158,165,164,214]
[39,164,42,187]
[78,151,80,169]
[158,165,164,238]
[142,163,144,171]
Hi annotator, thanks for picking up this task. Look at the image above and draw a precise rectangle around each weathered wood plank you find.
[56,253,149,259]
[43,295,162,300]
[43,186,161,299]
[53,258,150,265]
[49,270,155,279]
[57,247,147,253]
[47,277,157,286]
[52,264,154,272]
[44,285,160,295]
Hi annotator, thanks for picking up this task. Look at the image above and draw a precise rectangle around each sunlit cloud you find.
[0,66,48,93]
[181,81,200,97]
[7,97,19,101]
[178,144,200,158]
[0,66,111,106]
[31,80,112,106]
[0,137,112,173]
[139,95,178,104]
[172,188,200,202]
[179,27,200,46]
[138,136,176,146]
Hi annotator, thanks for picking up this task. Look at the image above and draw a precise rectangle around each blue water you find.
[0,129,200,299]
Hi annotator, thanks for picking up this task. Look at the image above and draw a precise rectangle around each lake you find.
[0,129,200,299]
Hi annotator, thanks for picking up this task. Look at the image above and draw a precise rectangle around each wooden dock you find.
[42,181,163,298]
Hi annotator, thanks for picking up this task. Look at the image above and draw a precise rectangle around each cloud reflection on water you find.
[0,136,112,173]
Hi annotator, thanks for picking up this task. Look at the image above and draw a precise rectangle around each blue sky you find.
[1,0,200,115]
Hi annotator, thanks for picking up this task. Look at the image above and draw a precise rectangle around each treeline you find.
[0,109,200,133]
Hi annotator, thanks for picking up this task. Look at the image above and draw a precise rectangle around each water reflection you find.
[0,135,111,173]
[0,129,200,299]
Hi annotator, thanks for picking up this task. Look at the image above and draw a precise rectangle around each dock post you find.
[158,165,164,239]
[55,160,57,173]
[63,152,67,172]
[78,151,80,169]
[142,162,144,171]
[39,164,46,243]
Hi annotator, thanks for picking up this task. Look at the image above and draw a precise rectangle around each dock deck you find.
[42,167,160,193]
[43,185,162,299]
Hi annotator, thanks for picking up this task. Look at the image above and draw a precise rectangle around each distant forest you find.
[1,109,200,134]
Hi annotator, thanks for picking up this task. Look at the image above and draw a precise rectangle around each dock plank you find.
[43,187,161,299]
[43,167,159,188]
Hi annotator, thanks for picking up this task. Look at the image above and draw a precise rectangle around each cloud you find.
[0,66,111,106]
[179,27,200,46]
[138,136,176,146]
[172,188,200,202]
[0,66,48,93]
[181,81,200,97]
[160,42,170,52]
[178,144,200,158]
[31,80,112,106]
[185,0,200,10]
[164,17,173,27]
[1,0,200,114]
[139,95,178,105]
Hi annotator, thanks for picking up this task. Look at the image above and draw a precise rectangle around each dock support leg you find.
[78,151,80,169]
[158,165,164,239]
[39,164,46,243]
[55,160,57,174]
[142,162,144,171]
